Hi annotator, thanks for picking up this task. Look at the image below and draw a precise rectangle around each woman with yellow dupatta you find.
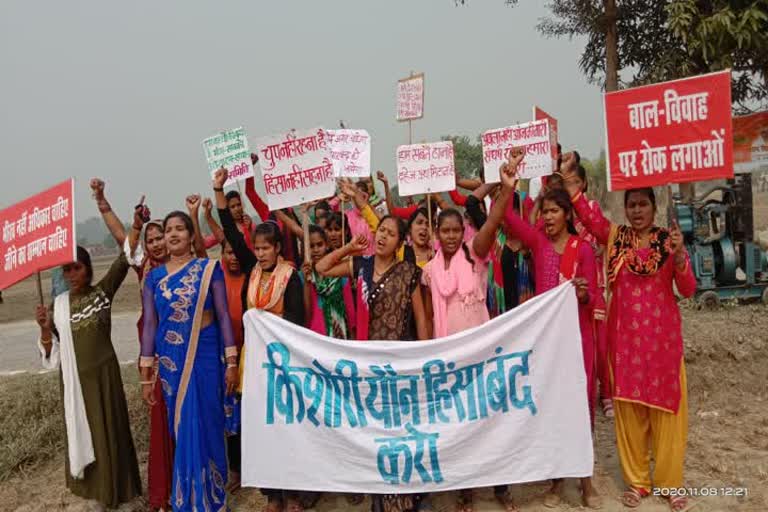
[139,211,239,512]
[561,153,696,512]
[213,168,306,512]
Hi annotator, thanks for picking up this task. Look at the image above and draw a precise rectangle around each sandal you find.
[494,491,520,512]
[602,398,614,418]
[455,490,473,512]
[543,491,561,508]
[668,495,689,511]
[621,487,649,508]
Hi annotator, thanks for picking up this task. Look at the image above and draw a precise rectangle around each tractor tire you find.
[762,287,768,305]
[699,291,721,310]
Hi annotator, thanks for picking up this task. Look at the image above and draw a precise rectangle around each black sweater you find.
[218,207,305,326]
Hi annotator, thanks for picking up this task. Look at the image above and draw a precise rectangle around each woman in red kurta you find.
[562,153,696,512]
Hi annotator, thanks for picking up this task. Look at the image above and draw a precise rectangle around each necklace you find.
[373,259,396,278]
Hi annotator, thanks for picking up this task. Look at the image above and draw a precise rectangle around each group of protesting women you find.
[34,147,695,512]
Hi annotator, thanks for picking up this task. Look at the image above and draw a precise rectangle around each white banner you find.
[242,282,593,493]
[482,120,553,182]
[326,129,372,178]
[202,127,254,187]
[254,127,336,211]
[396,141,456,196]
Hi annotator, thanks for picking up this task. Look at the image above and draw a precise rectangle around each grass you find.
[0,365,148,482]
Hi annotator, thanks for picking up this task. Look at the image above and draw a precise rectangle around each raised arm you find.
[97,251,130,300]
[473,186,513,258]
[376,171,396,217]
[215,168,257,275]
[90,178,127,246]
[560,152,612,245]
[449,189,468,207]
[186,194,208,258]
[315,234,368,278]
[202,198,225,243]
[244,171,271,222]
[274,209,305,239]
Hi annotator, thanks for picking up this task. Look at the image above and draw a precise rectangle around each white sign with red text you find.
[255,127,335,211]
[396,141,455,196]
[203,127,254,187]
[482,120,553,182]
[397,74,424,121]
[326,129,371,178]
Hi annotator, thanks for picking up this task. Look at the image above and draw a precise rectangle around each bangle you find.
[40,337,53,345]
[226,363,238,369]
[132,224,143,231]
[140,380,153,385]
[213,187,224,192]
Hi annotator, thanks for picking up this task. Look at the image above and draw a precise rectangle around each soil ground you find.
[1,246,767,511]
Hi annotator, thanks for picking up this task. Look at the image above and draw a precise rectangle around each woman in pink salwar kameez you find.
[561,152,695,512]
[498,155,602,510]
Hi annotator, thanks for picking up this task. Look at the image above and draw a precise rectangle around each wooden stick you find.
[303,208,310,264]
[341,199,346,246]
[36,271,44,306]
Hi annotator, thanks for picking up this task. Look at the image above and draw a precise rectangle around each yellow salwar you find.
[613,361,688,492]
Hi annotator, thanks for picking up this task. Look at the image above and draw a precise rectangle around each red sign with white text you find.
[604,70,733,191]
[1,179,76,290]
[533,105,559,171]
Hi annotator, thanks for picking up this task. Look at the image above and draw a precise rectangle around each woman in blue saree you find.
[140,211,239,512]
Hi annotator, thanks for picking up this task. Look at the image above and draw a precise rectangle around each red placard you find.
[1,179,76,290]
[604,70,733,191]
[533,105,559,171]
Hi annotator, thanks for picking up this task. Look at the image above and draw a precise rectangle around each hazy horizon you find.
[1,1,605,222]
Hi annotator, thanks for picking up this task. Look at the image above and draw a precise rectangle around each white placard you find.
[481,120,553,182]
[326,129,372,178]
[397,74,424,121]
[254,127,336,211]
[241,282,593,493]
[202,127,254,187]
[396,141,455,196]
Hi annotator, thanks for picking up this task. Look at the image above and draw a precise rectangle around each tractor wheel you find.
[762,287,768,305]
[699,291,721,310]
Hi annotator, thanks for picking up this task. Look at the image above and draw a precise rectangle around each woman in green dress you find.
[35,246,141,508]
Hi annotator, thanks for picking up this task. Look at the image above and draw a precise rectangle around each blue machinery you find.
[674,174,768,308]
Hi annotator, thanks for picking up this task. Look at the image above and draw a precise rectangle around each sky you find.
[0,0,604,222]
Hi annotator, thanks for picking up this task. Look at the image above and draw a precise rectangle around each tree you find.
[441,135,484,180]
[533,1,768,111]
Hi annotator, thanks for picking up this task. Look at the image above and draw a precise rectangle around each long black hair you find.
[377,214,407,244]
[540,189,578,235]
[253,221,284,253]
[75,246,94,282]
[327,212,352,242]
[624,187,656,209]
[437,208,474,269]
[163,211,195,237]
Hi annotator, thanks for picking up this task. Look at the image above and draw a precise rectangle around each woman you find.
[570,165,613,418]
[301,225,356,339]
[421,209,493,512]
[316,216,428,512]
[471,183,535,318]
[561,154,695,512]
[218,235,246,492]
[403,208,433,268]
[324,212,351,250]
[35,247,141,509]
[498,152,601,509]
[140,211,239,512]
[214,168,307,512]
